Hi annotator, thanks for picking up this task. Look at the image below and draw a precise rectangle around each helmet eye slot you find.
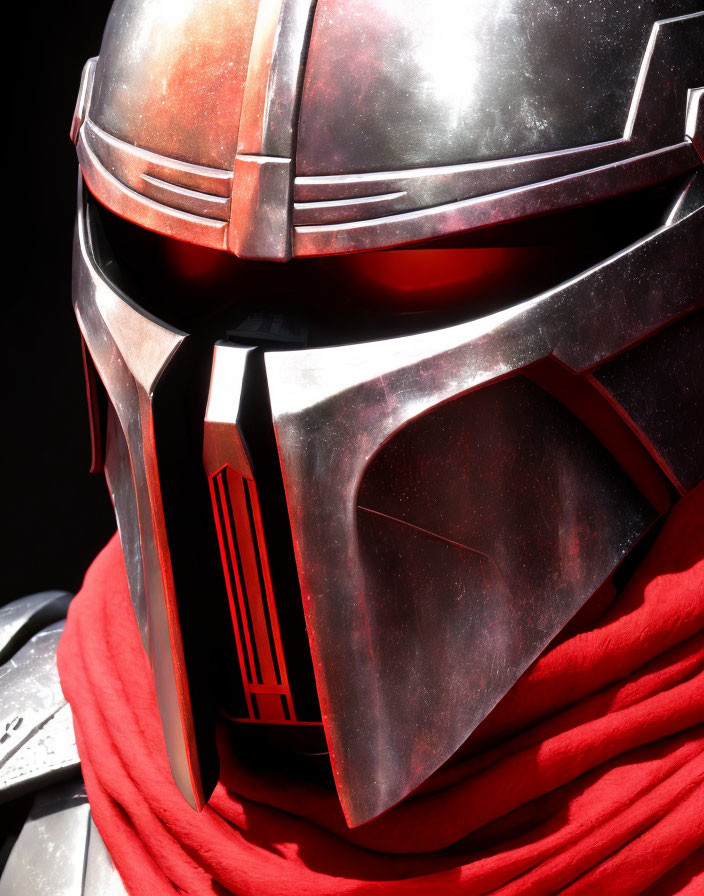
[85,172,688,347]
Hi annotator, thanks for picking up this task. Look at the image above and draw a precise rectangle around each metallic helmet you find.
[71,0,704,827]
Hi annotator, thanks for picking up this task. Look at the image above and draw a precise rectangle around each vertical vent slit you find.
[212,474,254,685]
[208,458,299,724]
[220,472,263,685]
[244,480,283,686]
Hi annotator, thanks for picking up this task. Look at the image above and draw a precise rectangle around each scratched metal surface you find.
[266,175,704,825]
[297,0,703,173]
[74,2,704,257]
[0,782,127,896]
[90,0,260,169]
[0,621,79,801]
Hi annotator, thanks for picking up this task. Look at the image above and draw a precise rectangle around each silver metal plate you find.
[73,183,204,810]
[595,309,704,492]
[75,3,704,258]
[83,819,129,896]
[0,592,72,666]
[0,622,79,801]
[297,1,703,173]
[265,174,704,826]
[0,782,127,896]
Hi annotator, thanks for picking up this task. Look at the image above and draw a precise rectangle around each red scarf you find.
[58,488,704,895]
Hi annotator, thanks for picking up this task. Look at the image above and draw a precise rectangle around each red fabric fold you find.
[58,487,704,895]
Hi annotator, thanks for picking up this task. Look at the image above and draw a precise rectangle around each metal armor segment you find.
[0,703,78,802]
[354,379,655,810]
[687,87,704,160]
[73,4,703,259]
[90,0,260,170]
[77,118,230,251]
[294,10,704,211]
[204,344,296,723]
[0,591,72,666]
[594,310,704,493]
[265,179,704,825]
[293,10,704,250]
[293,9,704,251]
[0,623,68,773]
[298,1,702,174]
[0,784,90,896]
[229,0,318,259]
[75,0,318,260]
[104,404,148,644]
[82,120,233,221]
[72,185,205,810]
[70,57,97,145]
[0,782,128,896]
[0,622,80,801]
[292,143,700,254]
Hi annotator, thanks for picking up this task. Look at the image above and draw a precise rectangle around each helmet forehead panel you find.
[73,1,704,260]
[297,0,694,173]
[91,0,260,170]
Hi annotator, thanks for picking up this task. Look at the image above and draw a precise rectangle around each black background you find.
[3,2,116,604]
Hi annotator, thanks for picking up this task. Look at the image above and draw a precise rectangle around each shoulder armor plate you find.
[0,593,79,801]
[0,591,72,666]
[0,781,127,895]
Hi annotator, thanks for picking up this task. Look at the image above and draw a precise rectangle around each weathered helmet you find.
[71,0,704,827]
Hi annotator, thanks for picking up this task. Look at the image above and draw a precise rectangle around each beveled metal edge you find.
[0,622,80,802]
[236,0,318,158]
[73,181,206,811]
[292,142,700,254]
[228,0,319,259]
[83,121,232,195]
[230,154,293,259]
[203,343,254,478]
[265,176,704,825]
[623,11,694,140]
[687,86,704,161]
[82,119,232,214]
[292,140,628,223]
[70,57,97,145]
[77,127,229,250]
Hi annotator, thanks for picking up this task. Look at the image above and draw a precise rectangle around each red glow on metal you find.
[162,237,240,283]
[209,465,296,724]
[336,247,544,309]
